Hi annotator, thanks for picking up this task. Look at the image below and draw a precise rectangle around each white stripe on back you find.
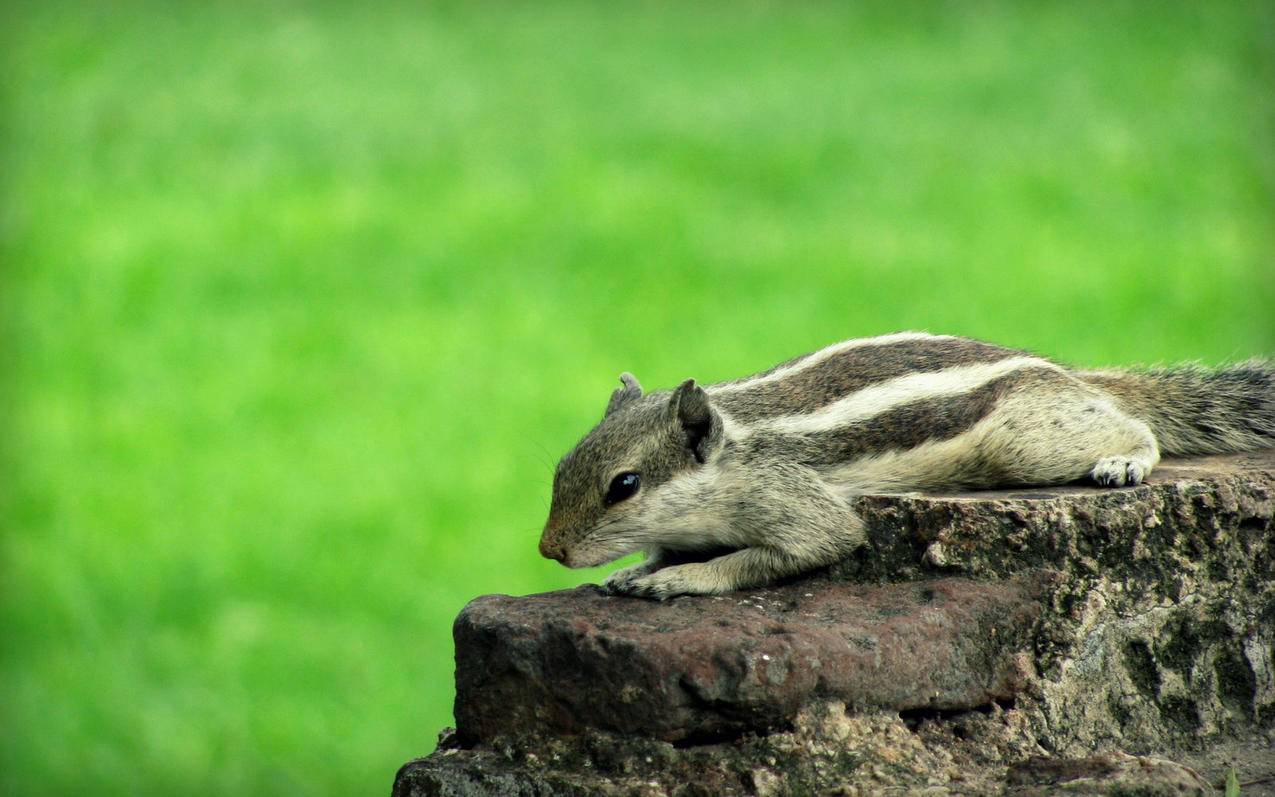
[746,356,1056,436]
[710,332,948,394]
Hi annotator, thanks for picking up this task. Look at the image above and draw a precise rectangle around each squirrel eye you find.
[605,472,641,505]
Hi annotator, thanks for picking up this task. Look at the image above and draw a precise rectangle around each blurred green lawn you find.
[1,1,1272,795]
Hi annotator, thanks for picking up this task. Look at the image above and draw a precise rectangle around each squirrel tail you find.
[1077,360,1275,457]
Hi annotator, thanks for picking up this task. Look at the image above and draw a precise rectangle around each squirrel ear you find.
[669,379,721,464]
[604,372,643,417]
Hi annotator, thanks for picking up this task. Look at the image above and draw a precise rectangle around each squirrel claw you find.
[1091,456,1150,487]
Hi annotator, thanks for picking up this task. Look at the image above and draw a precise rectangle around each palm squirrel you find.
[539,332,1274,599]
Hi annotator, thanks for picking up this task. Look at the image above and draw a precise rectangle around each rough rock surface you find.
[1003,752,1214,795]
[838,451,1275,756]
[394,452,1275,796]
[455,577,1039,743]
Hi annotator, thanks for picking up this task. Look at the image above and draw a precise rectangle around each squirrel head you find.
[539,373,724,568]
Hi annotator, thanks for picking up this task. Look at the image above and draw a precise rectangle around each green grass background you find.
[2,1,1272,794]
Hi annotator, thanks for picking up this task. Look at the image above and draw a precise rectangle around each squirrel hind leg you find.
[982,387,1161,488]
[1091,454,1153,487]
[1076,412,1159,488]
[1085,416,1160,488]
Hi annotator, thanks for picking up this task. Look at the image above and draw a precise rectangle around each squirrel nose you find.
[539,538,565,562]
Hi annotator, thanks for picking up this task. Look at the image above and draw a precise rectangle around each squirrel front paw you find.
[617,563,719,600]
[602,562,657,594]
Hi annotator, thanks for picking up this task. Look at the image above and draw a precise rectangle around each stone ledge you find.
[836,450,1275,585]
[456,577,1040,744]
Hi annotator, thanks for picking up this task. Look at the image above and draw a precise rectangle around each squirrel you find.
[538,332,1274,599]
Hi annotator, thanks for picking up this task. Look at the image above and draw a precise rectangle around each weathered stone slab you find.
[455,577,1040,744]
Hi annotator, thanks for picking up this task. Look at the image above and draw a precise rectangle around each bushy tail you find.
[1078,360,1275,456]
